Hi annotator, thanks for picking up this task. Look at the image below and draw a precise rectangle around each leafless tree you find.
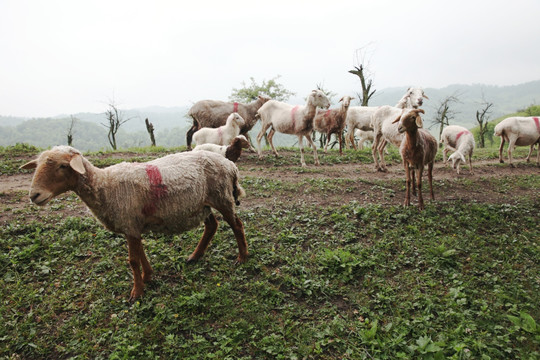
[475,97,494,148]
[102,100,131,150]
[66,115,77,146]
[430,92,462,142]
[145,118,156,147]
[349,46,376,106]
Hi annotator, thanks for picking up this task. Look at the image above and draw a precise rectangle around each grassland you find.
[1,143,539,359]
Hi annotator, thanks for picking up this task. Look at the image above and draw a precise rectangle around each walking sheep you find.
[256,89,331,167]
[392,109,437,210]
[313,95,353,155]
[186,95,270,150]
[192,112,245,147]
[441,125,475,174]
[494,116,540,166]
[21,146,248,300]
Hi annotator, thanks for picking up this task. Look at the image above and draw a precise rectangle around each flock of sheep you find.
[20,87,540,299]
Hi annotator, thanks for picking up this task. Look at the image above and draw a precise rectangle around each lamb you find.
[392,109,438,210]
[192,112,245,147]
[345,106,379,149]
[192,135,251,162]
[21,146,248,300]
[256,89,331,167]
[313,95,354,155]
[371,88,429,171]
[441,125,476,174]
[186,95,270,150]
[494,116,540,166]
[354,129,374,150]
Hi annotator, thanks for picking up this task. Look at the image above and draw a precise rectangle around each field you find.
[1,143,539,359]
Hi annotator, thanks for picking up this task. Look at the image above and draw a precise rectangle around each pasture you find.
[1,143,539,359]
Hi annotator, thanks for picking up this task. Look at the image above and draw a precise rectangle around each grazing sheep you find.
[392,109,438,210]
[256,89,331,167]
[313,95,354,155]
[494,116,540,166]
[192,112,245,147]
[354,129,374,150]
[21,146,248,300]
[186,95,270,150]
[193,135,251,162]
[441,125,475,174]
[371,88,429,171]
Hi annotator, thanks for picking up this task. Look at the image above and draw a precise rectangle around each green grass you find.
[1,145,539,359]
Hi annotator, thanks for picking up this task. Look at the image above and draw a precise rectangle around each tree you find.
[475,99,494,148]
[430,93,462,142]
[145,118,156,147]
[66,115,77,146]
[101,100,131,150]
[229,76,295,102]
[349,46,376,106]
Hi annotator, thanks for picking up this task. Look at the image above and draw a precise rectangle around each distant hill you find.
[1,81,539,151]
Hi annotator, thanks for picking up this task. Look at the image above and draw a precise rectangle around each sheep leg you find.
[347,130,357,150]
[498,135,506,163]
[256,123,270,158]
[377,139,388,172]
[186,123,199,151]
[404,161,411,207]
[417,167,424,210]
[305,133,320,166]
[372,132,382,170]
[268,128,279,157]
[507,137,516,167]
[126,235,151,300]
[219,210,248,264]
[338,131,344,156]
[526,144,534,162]
[428,162,435,200]
[187,213,218,263]
[469,154,474,174]
[323,133,330,153]
[411,165,417,197]
[297,135,306,167]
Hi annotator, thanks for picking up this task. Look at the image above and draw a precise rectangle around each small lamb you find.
[441,125,475,174]
[192,112,246,147]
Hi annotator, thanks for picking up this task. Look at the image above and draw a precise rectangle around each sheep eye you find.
[59,164,69,169]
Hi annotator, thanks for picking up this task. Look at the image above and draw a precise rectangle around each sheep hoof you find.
[129,288,144,302]
[186,255,199,264]
[499,159,504,164]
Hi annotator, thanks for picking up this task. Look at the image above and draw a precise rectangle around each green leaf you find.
[519,312,537,333]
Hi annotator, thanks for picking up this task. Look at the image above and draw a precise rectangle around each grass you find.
[1,144,539,359]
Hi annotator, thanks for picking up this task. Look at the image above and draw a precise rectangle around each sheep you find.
[354,129,374,150]
[345,106,379,149]
[441,125,476,174]
[256,89,331,167]
[392,109,438,210]
[192,112,245,147]
[494,116,540,166]
[371,88,429,171]
[20,146,248,300]
[313,95,354,155]
[186,95,271,150]
[192,135,251,162]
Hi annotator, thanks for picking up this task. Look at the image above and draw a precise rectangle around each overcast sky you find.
[1,0,539,117]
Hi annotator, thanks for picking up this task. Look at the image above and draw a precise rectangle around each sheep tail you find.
[232,174,246,206]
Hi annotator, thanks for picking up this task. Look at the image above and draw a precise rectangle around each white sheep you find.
[192,135,251,162]
[313,95,354,155]
[354,129,374,150]
[256,89,331,167]
[192,112,246,147]
[371,88,429,171]
[494,116,540,166]
[21,146,248,300]
[345,106,379,149]
[441,125,476,174]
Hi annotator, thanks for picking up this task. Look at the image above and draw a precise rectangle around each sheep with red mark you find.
[192,112,245,147]
[494,116,540,166]
[186,95,270,150]
[441,125,476,174]
[392,109,438,210]
[193,135,251,162]
[313,95,353,155]
[21,146,248,300]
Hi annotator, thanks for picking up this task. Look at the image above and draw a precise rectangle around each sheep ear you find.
[423,92,429,99]
[339,97,344,102]
[392,115,401,124]
[415,115,424,128]
[70,154,86,174]
[20,160,37,170]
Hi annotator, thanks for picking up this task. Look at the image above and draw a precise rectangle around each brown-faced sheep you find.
[21,146,248,300]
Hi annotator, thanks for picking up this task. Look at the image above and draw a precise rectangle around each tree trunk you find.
[145,118,156,147]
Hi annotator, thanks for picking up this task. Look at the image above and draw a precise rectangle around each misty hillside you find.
[1,81,539,151]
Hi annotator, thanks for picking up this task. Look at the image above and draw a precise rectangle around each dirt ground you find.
[1,150,539,226]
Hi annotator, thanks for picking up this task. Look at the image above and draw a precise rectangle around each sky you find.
[1,0,539,118]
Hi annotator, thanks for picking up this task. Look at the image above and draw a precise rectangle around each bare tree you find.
[66,115,77,146]
[430,92,462,142]
[475,98,494,148]
[102,100,131,150]
[145,118,156,147]
[349,46,376,106]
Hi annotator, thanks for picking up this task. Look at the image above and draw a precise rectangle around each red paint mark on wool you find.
[233,102,239,113]
[291,106,299,129]
[533,117,540,133]
[324,109,331,118]
[142,165,168,216]
[455,130,470,142]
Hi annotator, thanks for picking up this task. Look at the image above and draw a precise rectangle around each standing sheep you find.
[494,116,540,166]
[441,125,475,174]
[392,109,438,210]
[256,90,331,167]
[186,95,271,150]
[313,95,354,155]
[21,146,248,300]
[192,112,245,147]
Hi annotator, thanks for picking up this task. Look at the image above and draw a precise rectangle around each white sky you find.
[1,0,539,117]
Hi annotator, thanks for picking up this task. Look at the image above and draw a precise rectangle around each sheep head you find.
[20,146,85,206]
[448,151,466,170]
[310,89,331,109]
[339,95,354,108]
[407,88,429,108]
[393,109,425,134]
[228,112,246,128]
